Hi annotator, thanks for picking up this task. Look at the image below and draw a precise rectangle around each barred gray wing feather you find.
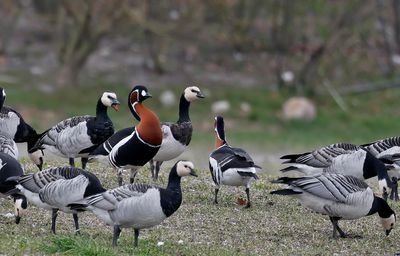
[39,175,89,207]
[291,174,368,203]
[362,137,400,155]
[0,135,18,159]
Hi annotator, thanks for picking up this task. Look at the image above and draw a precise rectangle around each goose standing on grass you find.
[271,173,396,238]
[209,116,260,208]
[149,86,204,180]
[89,85,162,185]
[0,87,43,170]
[69,160,197,248]
[7,166,105,235]
[0,152,27,224]
[280,143,391,199]
[30,91,120,169]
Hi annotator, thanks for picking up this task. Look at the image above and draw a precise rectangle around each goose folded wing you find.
[168,122,192,145]
[362,137,400,153]
[89,127,134,156]
[211,146,258,171]
[39,175,89,207]
[17,170,62,192]
[87,183,154,211]
[291,174,369,203]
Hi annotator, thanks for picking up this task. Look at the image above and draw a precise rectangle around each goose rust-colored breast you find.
[135,103,162,146]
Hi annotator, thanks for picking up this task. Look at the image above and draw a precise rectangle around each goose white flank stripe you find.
[70,160,197,248]
[149,86,204,180]
[9,166,105,234]
[271,173,396,238]
[31,91,120,170]
[0,87,43,170]
[280,143,391,197]
[0,152,27,224]
[89,85,162,185]
[209,116,260,208]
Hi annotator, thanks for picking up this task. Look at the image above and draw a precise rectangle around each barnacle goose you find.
[0,87,43,170]
[149,86,204,180]
[7,166,105,234]
[69,160,197,247]
[30,91,120,169]
[280,143,391,198]
[271,173,396,238]
[89,85,162,185]
[0,152,27,224]
[209,116,260,208]
[0,134,18,159]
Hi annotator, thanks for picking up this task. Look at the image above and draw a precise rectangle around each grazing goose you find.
[209,116,260,208]
[280,143,391,198]
[0,88,43,170]
[149,86,204,180]
[271,173,396,238]
[89,85,162,185]
[69,160,197,247]
[8,166,105,234]
[30,91,120,169]
[0,152,27,224]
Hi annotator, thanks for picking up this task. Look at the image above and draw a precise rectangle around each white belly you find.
[221,168,254,187]
[153,137,186,162]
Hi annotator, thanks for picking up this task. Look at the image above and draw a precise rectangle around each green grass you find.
[0,158,399,255]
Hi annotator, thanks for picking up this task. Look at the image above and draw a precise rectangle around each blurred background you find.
[3,0,400,171]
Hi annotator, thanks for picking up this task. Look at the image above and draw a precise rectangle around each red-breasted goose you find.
[271,173,396,238]
[280,143,391,199]
[89,85,162,185]
[149,86,204,180]
[69,160,197,248]
[209,116,261,208]
[0,152,27,224]
[7,166,105,234]
[30,91,120,170]
[0,87,43,170]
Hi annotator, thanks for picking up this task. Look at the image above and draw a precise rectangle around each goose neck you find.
[177,94,190,123]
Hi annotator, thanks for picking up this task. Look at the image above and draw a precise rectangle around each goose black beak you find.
[196,92,205,98]
[190,169,198,177]
[111,100,120,111]
[15,215,21,224]
[386,228,392,236]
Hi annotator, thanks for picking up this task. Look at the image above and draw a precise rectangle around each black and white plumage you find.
[280,143,391,197]
[149,86,204,180]
[0,152,27,224]
[89,86,162,185]
[70,160,197,247]
[209,116,260,208]
[9,166,105,234]
[0,88,43,170]
[31,91,120,169]
[271,173,396,238]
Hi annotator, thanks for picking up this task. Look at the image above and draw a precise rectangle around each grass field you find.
[0,158,399,255]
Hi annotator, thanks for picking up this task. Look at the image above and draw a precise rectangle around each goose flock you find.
[0,85,398,248]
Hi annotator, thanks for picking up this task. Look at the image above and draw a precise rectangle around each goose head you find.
[101,92,120,111]
[128,85,152,121]
[28,149,44,171]
[377,197,396,236]
[176,160,197,177]
[214,115,226,147]
[13,194,27,224]
[183,86,204,102]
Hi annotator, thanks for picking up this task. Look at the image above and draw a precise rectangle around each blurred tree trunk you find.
[55,0,123,87]
[393,0,400,53]
[376,0,395,74]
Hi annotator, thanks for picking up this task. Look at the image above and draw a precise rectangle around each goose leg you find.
[112,225,122,247]
[214,188,219,204]
[81,158,89,170]
[117,169,123,186]
[245,187,251,208]
[134,229,140,248]
[51,209,58,234]
[149,159,155,179]
[390,177,399,201]
[130,169,138,184]
[69,158,75,167]
[329,217,346,238]
[73,213,80,235]
[154,161,163,181]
